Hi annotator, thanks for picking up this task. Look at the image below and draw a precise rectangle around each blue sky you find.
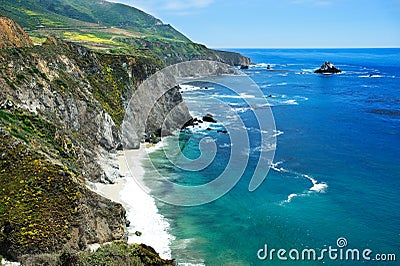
[110,0,400,48]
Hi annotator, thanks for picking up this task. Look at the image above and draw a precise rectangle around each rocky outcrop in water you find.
[314,61,342,74]
[203,114,217,123]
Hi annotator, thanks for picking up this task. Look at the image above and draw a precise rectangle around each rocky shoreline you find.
[0,8,253,263]
[89,145,174,260]
[0,17,172,264]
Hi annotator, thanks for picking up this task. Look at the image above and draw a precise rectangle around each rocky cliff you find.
[0,35,163,183]
[120,37,251,67]
[0,17,185,263]
[0,16,33,49]
[122,60,239,149]
[0,133,127,259]
[206,49,252,67]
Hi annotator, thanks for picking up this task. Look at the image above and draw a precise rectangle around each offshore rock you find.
[203,113,217,123]
[314,61,342,74]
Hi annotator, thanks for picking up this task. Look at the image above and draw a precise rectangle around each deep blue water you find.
[143,49,400,265]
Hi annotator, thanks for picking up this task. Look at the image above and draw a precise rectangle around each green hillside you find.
[0,0,250,66]
[0,0,189,40]
[0,0,193,62]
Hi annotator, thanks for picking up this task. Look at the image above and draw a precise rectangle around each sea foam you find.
[120,147,175,259]
[179,84,214,92]
[302,174,328,193]
[272,162,328,205]
[282,193,299,204]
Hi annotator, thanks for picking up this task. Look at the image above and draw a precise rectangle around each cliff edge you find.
[0,17,182,264]
[0,16,33,49]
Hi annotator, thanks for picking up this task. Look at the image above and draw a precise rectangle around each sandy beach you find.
[90,144,173,259]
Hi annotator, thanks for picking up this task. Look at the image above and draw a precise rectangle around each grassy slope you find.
[0,40,167,262]
[0,0,249,66]
[0,0,193,59]
[0,116,81,257]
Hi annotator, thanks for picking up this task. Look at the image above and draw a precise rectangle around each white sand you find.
[90,143,174,259]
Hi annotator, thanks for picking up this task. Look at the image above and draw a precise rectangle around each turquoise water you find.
[144,49,400,265]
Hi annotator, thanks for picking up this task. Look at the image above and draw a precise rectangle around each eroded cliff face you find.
[121,60,238,149]
[211,49,252,66]
[117,37,252,67]
[0,17,189,261]
[0,16,33,49]
[0,35,163,183]
[162,46,252,67]
[0,134,127,259]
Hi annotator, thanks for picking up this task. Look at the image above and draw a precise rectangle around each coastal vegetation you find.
[19,241,175,265]
[0,0,250,263]
[0,0,250,65]
[0,20,166,263]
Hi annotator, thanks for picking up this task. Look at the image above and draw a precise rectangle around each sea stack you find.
[314,61,342,74]
[203,113,217,123]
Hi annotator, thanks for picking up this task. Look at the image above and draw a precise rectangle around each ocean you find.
[140,49,400,265]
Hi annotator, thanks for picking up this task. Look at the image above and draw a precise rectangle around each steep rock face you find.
[121,60,239,149]
[0,36,163,183]
[0,16,33,49]
[0,133,126,260]
[0,19,190,260]
[122,85,191,149]
[160,44,252,67]
[118,37,252,67]
[1,42,116,183]
[211,49,252,67]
